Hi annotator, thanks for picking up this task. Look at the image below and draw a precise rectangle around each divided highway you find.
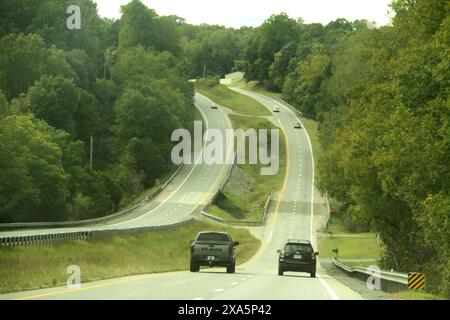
[0,93,232,238]
[0,89,362,300]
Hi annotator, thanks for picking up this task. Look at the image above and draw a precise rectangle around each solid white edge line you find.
[241,89,340,301]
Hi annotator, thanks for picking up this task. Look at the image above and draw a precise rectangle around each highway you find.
[0,89,362,300]
[0,93,233,238]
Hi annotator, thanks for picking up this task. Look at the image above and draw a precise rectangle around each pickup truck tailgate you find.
[192,241,230,258]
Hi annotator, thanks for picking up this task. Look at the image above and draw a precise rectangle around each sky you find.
[93,0,394,28]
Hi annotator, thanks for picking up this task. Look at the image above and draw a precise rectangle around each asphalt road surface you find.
[0,89,362,300]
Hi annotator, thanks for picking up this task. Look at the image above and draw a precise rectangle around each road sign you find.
[408,272,425,290]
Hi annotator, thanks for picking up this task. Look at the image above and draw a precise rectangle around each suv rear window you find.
[197,233,230,242]
[285,243,312,254]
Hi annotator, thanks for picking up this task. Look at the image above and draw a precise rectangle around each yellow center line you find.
[14,270,187,300]
[237,106,290,269]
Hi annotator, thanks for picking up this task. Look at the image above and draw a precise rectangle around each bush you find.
[196,76,220,87]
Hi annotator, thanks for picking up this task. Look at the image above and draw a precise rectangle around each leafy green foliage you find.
[0,115,69,222]
[0,0,196,223]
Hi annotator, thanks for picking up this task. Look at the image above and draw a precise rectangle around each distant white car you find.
[293,122,302,129]
[273,106,280,113]
[211,103,218,109]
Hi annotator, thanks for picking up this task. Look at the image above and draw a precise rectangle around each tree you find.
[28,75,98,143]
[244,13,301,83]
[118,0,159,50]
[0,115,69,222]
[0,91,16,118]
[283,44,331,118]
[0,33,75,99]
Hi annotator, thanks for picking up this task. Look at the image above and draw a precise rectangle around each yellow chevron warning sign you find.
[408,273,425,290]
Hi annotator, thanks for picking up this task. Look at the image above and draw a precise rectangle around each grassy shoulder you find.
[229,80,283,99]
[318,214,381,262]
[195,83,271,116]
[388,291,444,300]
[0,219,260,294]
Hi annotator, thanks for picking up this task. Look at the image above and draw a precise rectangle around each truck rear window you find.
[197,233,230,242]
[285,243,312,254]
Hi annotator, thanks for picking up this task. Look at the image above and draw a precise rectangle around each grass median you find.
[209,115,286,222]
[195,83,286,223]
[196,83,271,116]
[0,219,260,294]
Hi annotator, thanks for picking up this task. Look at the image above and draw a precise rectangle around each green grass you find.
[195,83,271,116]
[318,234,380,260]
[388,291,444,300]
[0,220,260,294]
[300,118,322,172]
[119,167,177,210]
[197,84,286,223]
[209,115,287,222]
[230,80,283,99]
[318,214,381,260]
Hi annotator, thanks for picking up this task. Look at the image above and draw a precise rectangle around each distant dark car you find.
[190,231,239,273]
[211,103,218,109]
[277,239,318,277]
[293,122,302,128]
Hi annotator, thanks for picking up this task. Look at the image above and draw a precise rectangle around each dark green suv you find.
[277,239,319,277]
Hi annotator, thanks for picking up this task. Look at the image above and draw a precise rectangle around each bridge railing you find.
[0,218,195,247]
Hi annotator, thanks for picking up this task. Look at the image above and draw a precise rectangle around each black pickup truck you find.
[190,231,239,273]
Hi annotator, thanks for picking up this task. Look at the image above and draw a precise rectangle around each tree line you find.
[0,0,195,222]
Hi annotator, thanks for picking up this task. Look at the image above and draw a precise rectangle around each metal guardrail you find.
[0,163,184,232]
[0,218,195,247]
[332,256,409,293]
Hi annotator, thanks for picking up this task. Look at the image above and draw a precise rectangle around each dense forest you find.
[0,0,448,296]
[0,0,196,222]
